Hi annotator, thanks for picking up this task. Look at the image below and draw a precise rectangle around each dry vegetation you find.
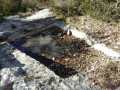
[65,16,120,51]
[87,61,120,90]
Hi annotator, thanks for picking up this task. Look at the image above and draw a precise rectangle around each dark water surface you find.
[11,26,78,78]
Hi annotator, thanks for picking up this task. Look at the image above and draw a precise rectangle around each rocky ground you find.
[66,16,120,53]
[1,44,98,90]
[0,9,120,90]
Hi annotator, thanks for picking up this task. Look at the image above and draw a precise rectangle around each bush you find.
[21,0,39,12]
[0,0,55,21]
[0,0,119,23]
[51,0,82,17]
[81,0,120,23]
[38,0,55,7]
[51,0,120,23]
[0,0,21,21]
[2,0,21,15]
[20,0,55,12]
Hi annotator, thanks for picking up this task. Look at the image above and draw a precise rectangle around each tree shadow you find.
[0,46,25,70]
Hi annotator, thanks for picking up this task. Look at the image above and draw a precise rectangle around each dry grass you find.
[87,61,120,90]
[65,16,120,52]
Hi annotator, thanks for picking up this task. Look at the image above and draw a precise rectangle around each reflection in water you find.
[11,36,78,78]
[22,36,62,59]
[11,26,89,78]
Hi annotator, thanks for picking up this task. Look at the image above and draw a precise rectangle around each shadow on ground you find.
[0,45,25,70]
[0,14,79,78]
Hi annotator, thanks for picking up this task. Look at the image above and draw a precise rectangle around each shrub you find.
[51,0,119,23]
[0,0,119,23]
[38,0,55,7]
[2,0,21,15]
[51,0,81,17]
[21,0,39,12]
[0,0,55,21]
[81,0,120,23]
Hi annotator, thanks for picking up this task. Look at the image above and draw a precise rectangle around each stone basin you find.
[11,26,90,78]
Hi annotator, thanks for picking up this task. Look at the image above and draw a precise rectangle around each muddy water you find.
[22,36,62,59]
[11,26,90,78]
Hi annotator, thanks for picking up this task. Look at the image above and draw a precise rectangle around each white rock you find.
[60,82,70,90]
[23,9,52,21]
[93,43,120,58]
[72,76,79,81]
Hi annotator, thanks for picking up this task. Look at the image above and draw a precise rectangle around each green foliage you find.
[0,0,21,21]
[51,6,79,17]
[103,0,117,3]
[0,0,55,21]
[0,0,119,23]
[51,0,81,17]
[52,0,119,23]
[20,0,55,12]
[81,0,120,23]
[20,0,37,12]
[38,0,55,7]
[2,0,21,15]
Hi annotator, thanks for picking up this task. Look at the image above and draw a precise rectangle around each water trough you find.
[10,26,83,78]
